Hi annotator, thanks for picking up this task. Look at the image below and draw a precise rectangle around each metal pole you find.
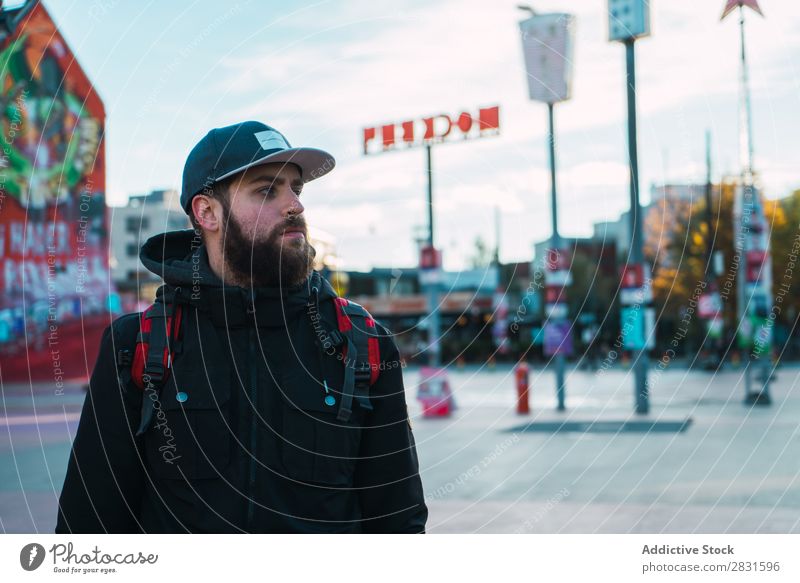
[425,144,440,367]
[548,103,560,249]
[735,7,754,400]
[739,7,754,177]
[705,130,714,272]
[494,205,500,265]
[705,129,724,365]
[625,38,649,415]
[735,6,771,403]
[548,102,566,411]
[735,184,751,398]
[426,144,434,246]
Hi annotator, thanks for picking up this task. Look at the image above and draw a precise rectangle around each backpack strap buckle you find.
[116,349,132,367]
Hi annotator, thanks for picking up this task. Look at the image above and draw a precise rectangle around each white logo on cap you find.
[254,130,290,151]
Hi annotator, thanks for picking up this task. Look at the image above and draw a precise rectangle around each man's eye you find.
[258,188,276,197]
[292,188,303,196]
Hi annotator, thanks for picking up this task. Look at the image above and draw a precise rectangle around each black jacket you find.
[56,229,427,533]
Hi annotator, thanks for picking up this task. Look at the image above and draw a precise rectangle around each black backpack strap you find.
[134,292,184,437]
[336,301,375,420]
[112,314,142,402]
[337,333,356,422]
[305,274,376,423]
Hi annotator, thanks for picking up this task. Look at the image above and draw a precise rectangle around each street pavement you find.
[1,362,798,533]
[411,363,800,533]
[0,379,84,534]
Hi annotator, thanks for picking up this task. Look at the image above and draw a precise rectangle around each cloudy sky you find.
[46,0,800,270]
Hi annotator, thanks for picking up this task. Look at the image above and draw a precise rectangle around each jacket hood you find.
[140,229,218,287]
[139,229,338,327]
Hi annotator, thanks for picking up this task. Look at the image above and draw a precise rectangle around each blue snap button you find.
[324,395,336,407]
[176,392,188,403]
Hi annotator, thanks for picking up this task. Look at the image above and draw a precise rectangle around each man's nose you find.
[286,193,304,217]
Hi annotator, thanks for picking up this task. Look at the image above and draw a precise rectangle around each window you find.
[126,243,139,257]
[168,214,189,229]
[126,216,150,233]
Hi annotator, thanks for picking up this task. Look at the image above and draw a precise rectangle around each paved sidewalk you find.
[1,364,798,533]
[407,364,800,533]
[0,380,84,533]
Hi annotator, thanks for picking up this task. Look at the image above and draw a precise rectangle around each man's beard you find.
[221,208,316,289]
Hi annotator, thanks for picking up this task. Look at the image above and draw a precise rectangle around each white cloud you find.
[306,201,385,235]
[89,0,800,269]
[561,161,629,189]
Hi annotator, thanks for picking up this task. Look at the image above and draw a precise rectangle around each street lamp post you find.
[424,143,441,367]
[547,101,566,410]
[608,0,652,415]
[518,6,576,411]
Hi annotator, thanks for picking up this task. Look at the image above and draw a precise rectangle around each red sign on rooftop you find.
[362,105,500,155]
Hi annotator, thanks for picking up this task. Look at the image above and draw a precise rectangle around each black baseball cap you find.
[180,120,335,214]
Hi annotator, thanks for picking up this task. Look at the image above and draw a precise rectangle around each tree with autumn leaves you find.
[644,181,800,356]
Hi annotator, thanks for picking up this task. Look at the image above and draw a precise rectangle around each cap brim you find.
[215,147,335,183]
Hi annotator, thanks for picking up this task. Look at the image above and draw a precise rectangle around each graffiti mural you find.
[0,0,110,382]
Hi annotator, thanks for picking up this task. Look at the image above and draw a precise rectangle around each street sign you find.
[419,245,442,285]
[621,263,644,288]
[708,316,724,339]
[698,293,723,319]
[418,269,442,286]
[619,287,652,306]
[544,319,573,356]
[621,307,654,350]
[518,13,576,104]
[362,106,500,155]
[713,250,725,276]
[608,0,651,42]
[545,248,571,271]
[544,285,566,304]
[746,250,767,283]
[545,270,572,287]
[545,303,568,320]
[419,245,442,270]
[620,262,652,305]
[645,307,655,349]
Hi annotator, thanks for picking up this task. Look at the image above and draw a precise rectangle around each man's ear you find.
[192,195,222,234]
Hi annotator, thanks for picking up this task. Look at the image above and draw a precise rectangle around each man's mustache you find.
[230,214,309,245]
[276,215,308,236]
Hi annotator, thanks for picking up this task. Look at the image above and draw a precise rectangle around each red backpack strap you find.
[333,298,380,384]
[130,301,184,436]
[331,298,380,422]
[131,302,184,390]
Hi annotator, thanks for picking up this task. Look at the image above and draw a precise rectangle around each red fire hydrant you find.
[515,361,530,414]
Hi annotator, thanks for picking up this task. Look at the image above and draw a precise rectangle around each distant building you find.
[560,182,723,261]
[340,264,541,362]
[650,183,717,204]
[109,189,189,299]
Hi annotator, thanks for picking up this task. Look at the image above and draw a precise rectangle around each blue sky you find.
[45,0,800,270]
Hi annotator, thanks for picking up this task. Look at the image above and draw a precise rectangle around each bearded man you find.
[56,121,428,533]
